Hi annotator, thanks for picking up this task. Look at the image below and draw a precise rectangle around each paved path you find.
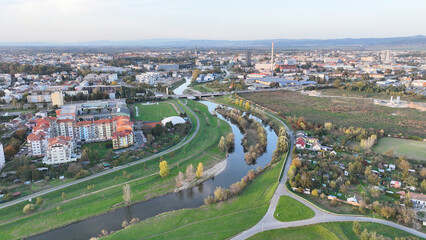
[0,100,200,210]
[232,111,426,239]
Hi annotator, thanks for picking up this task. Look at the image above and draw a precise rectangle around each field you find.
[248,222,418,240]
[133,101,179,122]
[374,137,426,161]
[274,196,315,222]
[0,100,231,240]
[320,88,426,102]
[82,141,112,159]
[240,91,426,137]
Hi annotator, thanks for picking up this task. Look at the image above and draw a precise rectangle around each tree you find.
[225,132,234,149]
[4,145,17,157]
[218,136,227,153]
[122,184,132,204]
[311,189,319,197]
[380,206,396,219]
[159,161,169,178]
[175,171,184,187]
[23,204,35,214]
[421,179,426,191]
[398,206,416,224]
[324,122,333,131]
[12,99,18,107]
[214,187,227,202]
[360,229,369,240]
[36,197,43,205]
[192,69,200,82]
[196,162,203,178]
[234,98,239,106]
[61,192,66,200]
[185,164,195,180]
[244,101,250,111]
[352,221,361,236]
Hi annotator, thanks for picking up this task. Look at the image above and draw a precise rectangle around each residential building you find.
[45,136,74,165]
[0,143,5,170]
[112,130,134,149]
[51,91,64,107]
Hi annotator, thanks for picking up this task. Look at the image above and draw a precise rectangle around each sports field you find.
[374,137,426,161]
[133,102,179,122]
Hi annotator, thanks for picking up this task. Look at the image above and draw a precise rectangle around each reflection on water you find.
[29,101,278,240]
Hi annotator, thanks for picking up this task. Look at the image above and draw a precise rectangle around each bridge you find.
[166,87,302,99]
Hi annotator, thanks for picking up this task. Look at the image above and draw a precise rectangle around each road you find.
[0,100,200,210]
[232,111,426,239]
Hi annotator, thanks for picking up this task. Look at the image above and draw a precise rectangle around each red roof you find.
[296,137,305,146]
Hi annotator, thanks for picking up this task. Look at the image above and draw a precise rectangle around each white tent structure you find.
[161,116,186,126]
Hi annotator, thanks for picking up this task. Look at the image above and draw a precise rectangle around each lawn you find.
[274,196,315,222]
[374,137,426,161]
[248,222,418,240]
[0,100,231,240]
[82,141,112,159]
[240,90,426,138]
[103,154,285,240]
[133,101,179,122]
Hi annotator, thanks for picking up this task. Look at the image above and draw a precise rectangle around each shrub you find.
[23,204,35,214]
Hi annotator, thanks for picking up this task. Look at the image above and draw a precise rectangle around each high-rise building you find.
[51,91,64,107]
[246,51,252,66]
[0,143,5,170]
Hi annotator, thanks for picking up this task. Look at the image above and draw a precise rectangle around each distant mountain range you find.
[1,35,425,49]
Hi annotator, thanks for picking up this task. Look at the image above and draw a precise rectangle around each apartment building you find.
[46,136,74,165]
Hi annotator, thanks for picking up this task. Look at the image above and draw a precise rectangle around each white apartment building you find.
[0,143,5,170]
[45,136,74,165]
[136,72,161,85]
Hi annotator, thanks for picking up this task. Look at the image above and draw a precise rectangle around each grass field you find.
[133,101,178,122]
[0,100,231,240]
[321,88,426,102]
[374,137,426,161]
[240,90,426,138]
[104,154,286,240]
[274,196,315,222]
[248,222,417,240]
[82,141,112,159]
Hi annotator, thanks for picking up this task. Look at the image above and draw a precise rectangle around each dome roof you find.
[161,116,186,125]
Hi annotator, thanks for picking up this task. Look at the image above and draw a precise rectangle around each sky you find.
[0,0,425,42]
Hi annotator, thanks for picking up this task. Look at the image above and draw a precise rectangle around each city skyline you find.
[1,0,425,42]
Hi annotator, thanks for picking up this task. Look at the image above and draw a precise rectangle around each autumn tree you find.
[380,206,396,219]
[22,204,35,214]
[196,162,203,178]
[159,161,169,178]
[175,171,184,187]
[185,164,195,180]
[352,221,361,236]
[244,101,250,111]
[218,136,227,153]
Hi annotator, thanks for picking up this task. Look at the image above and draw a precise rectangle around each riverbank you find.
[101,100,288,240]
[0,100,231,240]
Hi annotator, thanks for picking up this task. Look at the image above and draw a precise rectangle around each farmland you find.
[240,90,426,137]
[133,101,179,122]
[374,137,426,161]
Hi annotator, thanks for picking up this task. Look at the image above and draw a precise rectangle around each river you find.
[29,101,278,240]
[173,77,191,95]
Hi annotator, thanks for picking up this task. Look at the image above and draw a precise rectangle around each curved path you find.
[232,111,426,239]
[0,100,200,210]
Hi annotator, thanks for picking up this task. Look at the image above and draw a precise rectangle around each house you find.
[388,164,396,171]
[295,137,306,149]
[390,180,401,188]
[347,196,358,204]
